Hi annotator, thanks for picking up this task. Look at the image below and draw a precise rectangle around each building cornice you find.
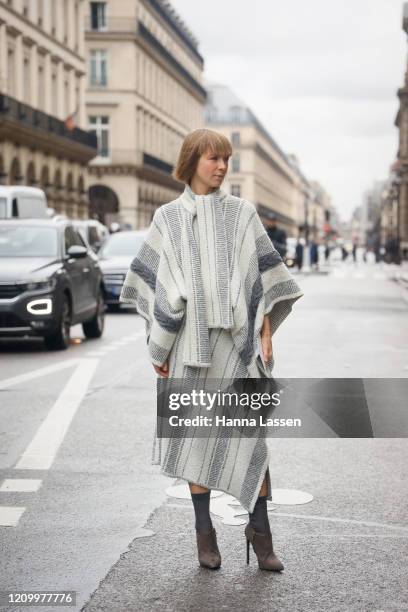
[141,0,203,67]
[85,20,206,102]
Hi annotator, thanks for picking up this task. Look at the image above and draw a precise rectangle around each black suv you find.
[0,218,105,349]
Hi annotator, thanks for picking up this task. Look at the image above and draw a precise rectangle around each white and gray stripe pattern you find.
[120,185,304,512]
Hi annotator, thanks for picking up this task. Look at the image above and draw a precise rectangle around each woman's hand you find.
[261,315,273,363]
[153,360,169,377]
[261,332,273,363]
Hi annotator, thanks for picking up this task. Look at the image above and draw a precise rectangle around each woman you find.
[120,128,303,571]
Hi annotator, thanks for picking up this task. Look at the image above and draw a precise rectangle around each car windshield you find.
[0,225,59,257]
[99,232,145,257]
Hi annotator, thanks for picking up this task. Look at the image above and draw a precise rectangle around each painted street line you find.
[14,359,99,470]
[0,359,79,390]
[0,479,42,492]
[0,506,25,527]
[270,511,408,533]
[165,503,408,534]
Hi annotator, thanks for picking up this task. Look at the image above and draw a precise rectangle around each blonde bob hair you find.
[172,128,233,184]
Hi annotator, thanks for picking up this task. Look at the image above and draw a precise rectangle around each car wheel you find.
[82,288,105,338]
[107,303,120,313]
[44,294,71,350]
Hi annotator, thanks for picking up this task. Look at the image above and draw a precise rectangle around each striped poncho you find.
[120,184,304,512]
[119,183,304,375]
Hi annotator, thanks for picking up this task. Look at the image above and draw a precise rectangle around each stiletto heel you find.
[244,523,284,571]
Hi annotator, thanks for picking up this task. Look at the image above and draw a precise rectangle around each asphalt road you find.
[0,260,407,612]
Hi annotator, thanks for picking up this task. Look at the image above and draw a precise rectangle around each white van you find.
[0,186,49,219]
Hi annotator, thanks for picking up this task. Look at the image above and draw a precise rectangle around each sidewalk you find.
[384,261,408,303]
[82,439,408,612]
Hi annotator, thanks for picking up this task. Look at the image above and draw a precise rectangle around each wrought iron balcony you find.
[88,149,174,175]
[0,94,97,151]
[143,152,174,175]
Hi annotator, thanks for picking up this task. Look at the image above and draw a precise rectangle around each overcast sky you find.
[171,0,407,221]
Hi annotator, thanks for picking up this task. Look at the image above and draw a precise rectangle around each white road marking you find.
[0,506,25,527]
[271,511,408,532]
[14,359,99,470]
[84,333,144,356]
[0,359,79,390]
[165,503,408,533]
[0,479,42,492]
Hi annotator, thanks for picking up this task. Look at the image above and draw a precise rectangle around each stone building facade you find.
[204,83,310,238]
[85,0,206,229]
[0,0,97,218]
[394,2,408,258]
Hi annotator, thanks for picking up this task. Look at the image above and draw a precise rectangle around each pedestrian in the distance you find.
[310,239,318,270]
[120,128,303,572]
[296,239,304,270]
[352,241,357,263]
[265,214,287,258]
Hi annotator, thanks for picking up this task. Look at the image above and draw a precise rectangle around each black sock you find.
[248,495,270,533]
[191,490,213,532]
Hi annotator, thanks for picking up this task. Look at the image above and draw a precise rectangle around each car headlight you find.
[26,277,57,291]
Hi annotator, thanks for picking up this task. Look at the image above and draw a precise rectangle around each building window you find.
[231,132,240,147]
[231,184,241,197]
[90,2,107,30]
[23,57,30,103]
[232,154,240,172]
[206,106,218,122]
[38,64,45,110]
[51,70,58,116]
[230,105,242,123]
[90,50,107,86]
[88,115,110,158]
[7,48,15,96]
[22,0,29,17]
[74,2,79,50]
[64,79,69,117]
[63,0,69,43]
[38,0,43,26]
[51,0,56,34]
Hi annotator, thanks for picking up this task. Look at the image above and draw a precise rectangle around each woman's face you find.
[193,149,230,190]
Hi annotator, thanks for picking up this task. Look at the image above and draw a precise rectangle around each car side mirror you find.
[66,245,88,258]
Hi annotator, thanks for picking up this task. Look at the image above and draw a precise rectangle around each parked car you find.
[0,186,50,219]
[71,219,109,253]
[98,230,147,311]
[0,218,105,349]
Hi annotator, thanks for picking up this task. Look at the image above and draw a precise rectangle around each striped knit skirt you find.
[151,316,273,514]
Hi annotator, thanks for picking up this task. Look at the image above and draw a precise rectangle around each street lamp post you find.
[302,187,312,271]
[393,173,402,264]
